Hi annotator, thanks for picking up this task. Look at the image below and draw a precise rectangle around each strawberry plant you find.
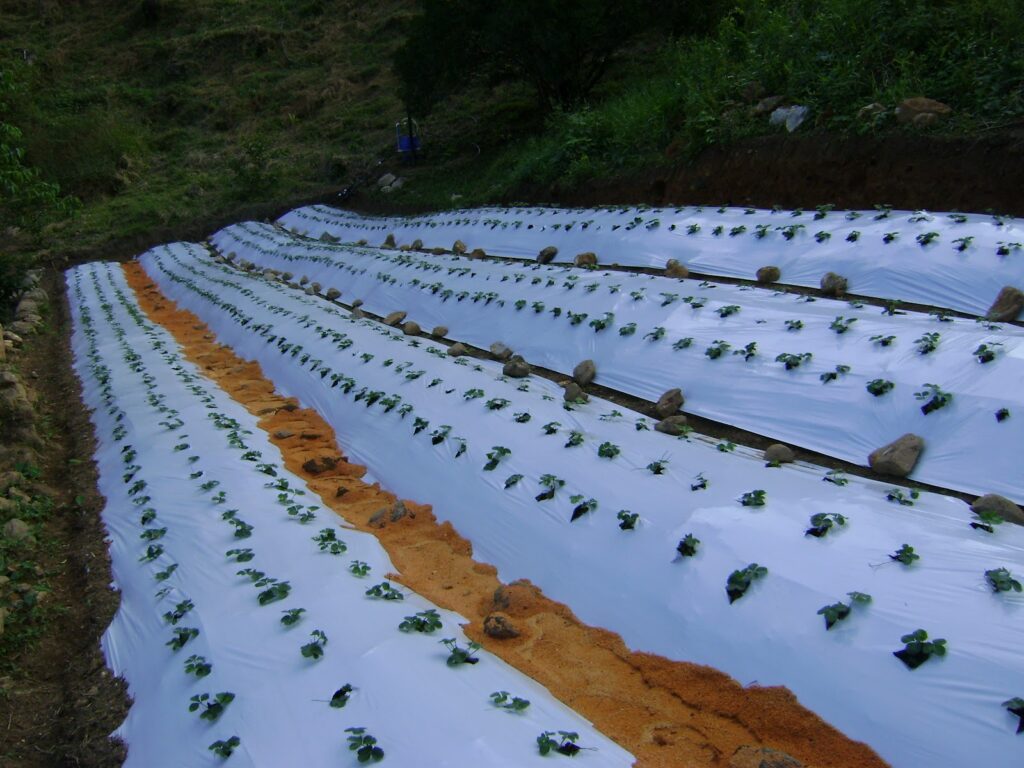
[996,408,1010,422]
[504,474,524,489]
[732,341,757,361]
[974,342,1002,363]
[644,326,666,341]
[167,627,199,651]
[490,691,530,712]
[886,488,919,506]
[542,421,560,435]
[163,599,195,625]
[740,490,766,507]
[672,337,694,350]
[349,561,370,577]
[870,334,896,347]
[280,608,306,626]
[597,442,620,459]
[535,474,565,501]
[589,312,614,332]
[189,692,235,722]
[618,322,637,337]
[705,340,730,359]
[564,431,584,448]
[727,564,768,603]
[716,305,740,318]
[441,638,481,665]
[820,365,851,383]
[805,512,847,538]
[676,534,700,557]
[817,592,872,629]
[513,412,531,423]
[866,379,894,397]
[915,384,953,414]
[258,581,291,605]
[366,582,404,601]
[209,737,240,759]
[485,398,510,411]
[569,496,597,521]
[312,528,347,555]
[616,510,638,530]
[985,567,1022,593]
[785,319,803,331]
[970,510,1005,533]
[716,441,735,453]
[914,332,940,354]
[893,629,946,669]
[882,231,899,244]
[346,728,384,763]
[846,230,861,242]
[1003,698,1024,734]
[483,446,511,471]
[399,609,442,633]
[916,231,939,246]
[823,470,849,486]
[646,457,669,474]
[184,654,212,678]
[537,731,582,757]
[301,629,328,660]
[890,544,920,565]
[776,352,812,370]
[329,684,354,708]
[830,316,857,334]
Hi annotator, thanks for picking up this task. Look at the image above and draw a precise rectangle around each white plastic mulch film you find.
[279,204,1024,317]
[211,221,1024,504]
[67,261,633,767]
[139,242,1024,768]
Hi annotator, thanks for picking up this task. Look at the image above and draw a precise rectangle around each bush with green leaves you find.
[346,727,384,763]
[893,629,947,669]
[726,564,768,603]
[441,638,481,665]
[399,609,443,634]
[985,567,1022,593]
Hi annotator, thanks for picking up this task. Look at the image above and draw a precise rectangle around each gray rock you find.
[764,443,795,465]
[483,612,520,639]
[447,343,468,357]
[0,371,19,388]
[325,287,341,301]
[281,272,294,281]
[383,311,407,327]
[452,240,467,254]
[769,104,809,132]
[9,321,35,337]
[574,252,597,267]
[299,276,309,286]
[502,358,531,378]
[273,430,295,440]
[377,172,396,188]
[563,382,589,403]
[388,177,405,191]
[654,388,684,418]
[756,265,781,283]
[2,519,31,542]
[489,342,513,361]
[729,745,804,768]
[402,321,421,336]
[367,507,389,528]
[665,259,689,279]
[971,494,1024,526]
[431,326,449,339]
[310,282,322,294]
[351,299,364,308]
[537,246,558,264]
[985,286,1023,322]
[572,359,596,386]
[655,415,688,436]
[390,500,409,522]
[868,433,924,477]
[820,271,848,297]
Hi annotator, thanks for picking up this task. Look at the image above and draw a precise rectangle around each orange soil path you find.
[123,262,886,768]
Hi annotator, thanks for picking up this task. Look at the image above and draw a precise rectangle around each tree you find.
[394,0,656,116]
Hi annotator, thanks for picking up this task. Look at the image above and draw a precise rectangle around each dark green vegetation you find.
[3,0,1023,266]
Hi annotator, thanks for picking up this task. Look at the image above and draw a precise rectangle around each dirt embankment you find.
[123,261,886,768]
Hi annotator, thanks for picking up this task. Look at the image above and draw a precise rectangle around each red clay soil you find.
[123,261,887,768]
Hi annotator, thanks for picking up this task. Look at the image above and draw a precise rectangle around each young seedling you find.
[441,638,481,665]
[490,691,530,712]
[886,488,919,506]
[817,591,871,629]
[345,728,384,763]
[597,442,620,459]
[970,510,1005,534]
[535,474,565,501]
[890,544,920,565]
[349,561,370,577]
[504,474,524,489]
[616,510,638,530]
[985,567,1022,593]
[280,608,306,627]
[301,629,328,660]
[726,564,768,603]
[589,312,614,332]
[542,421,560,436]
[399,609,442,634]
[209,737,240,759]
[1003,698,1024,734]
[189,692,235,722]
[740,490,766,507]
[483,446,511,471]
[915,384,953,414]
[716,305,741,319]
[893,629,946,669]
[485,398,511,411]
[676,534,700,557]
[866,379,894,397]
[805,512,847,538]
[366,582,404,601]
[537,731,582,757]
[820,365,851,383]
[870,334,896,348]
[184,654,212,678]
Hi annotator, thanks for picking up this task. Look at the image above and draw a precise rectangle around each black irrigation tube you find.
[212,249,981,509]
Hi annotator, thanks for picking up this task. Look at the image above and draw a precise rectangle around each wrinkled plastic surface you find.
[212,222,1024,503]
[278,204,1024,317]
[142,243,1024,768]
[68,261,633,768]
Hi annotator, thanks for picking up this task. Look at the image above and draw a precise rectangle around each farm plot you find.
[68,260,632,767]
[212,221,1024,503]
[279,204,1024,318]
[141,240,1024,768]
